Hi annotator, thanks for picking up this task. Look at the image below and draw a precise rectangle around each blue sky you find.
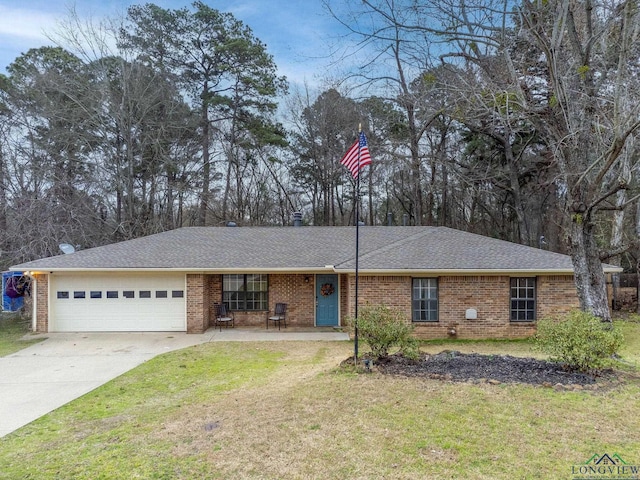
[0,0,347,86]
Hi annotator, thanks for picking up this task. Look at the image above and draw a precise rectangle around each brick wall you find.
[204,273,316,328]
[185,272,581,337]
[538,275,580,318]
[186,274,207,333]
[345,275,411,319]
[339,274,349,323]
[34,273,48,333]
[267,274,315,327]
[344,274,581,340]
[436,276,529,339]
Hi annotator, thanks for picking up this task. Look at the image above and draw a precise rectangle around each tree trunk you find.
[567,216,611,322]
[198,85,211,227]
[609,152,630,310]
[0,148,7,236]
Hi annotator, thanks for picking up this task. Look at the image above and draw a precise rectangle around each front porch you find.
[205,326,350,342]
[186,273,348,334]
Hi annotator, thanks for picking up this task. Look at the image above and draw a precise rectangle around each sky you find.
[0,0,348,87]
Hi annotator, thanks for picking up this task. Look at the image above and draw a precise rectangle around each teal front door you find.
[316,274,339,326]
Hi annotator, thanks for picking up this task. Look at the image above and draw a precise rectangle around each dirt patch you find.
[356,351,619,389]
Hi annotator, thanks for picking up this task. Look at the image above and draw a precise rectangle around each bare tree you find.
[288,87,361,225]
[325,0,448,225]
[331,0,640,320]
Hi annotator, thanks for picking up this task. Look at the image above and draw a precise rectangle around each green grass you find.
[618,319,640,369]
[0,312,43,356]
[0,321,639,479]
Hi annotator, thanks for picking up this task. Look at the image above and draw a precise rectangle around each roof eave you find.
[335,268,580,275]
[12,266,338,274]
[13,266,623,275]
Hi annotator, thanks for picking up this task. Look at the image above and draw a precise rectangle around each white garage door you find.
[50,273,186,332]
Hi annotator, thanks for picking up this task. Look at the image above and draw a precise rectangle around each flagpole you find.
[354,124,361,365]
[339,125,371,366]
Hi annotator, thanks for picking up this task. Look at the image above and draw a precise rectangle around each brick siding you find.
[192,272,580,337]
[537,275,581,318]
[32,270,582,337]
[186,274,208,333]
[207,273,316,328]
[34,273,48,333]
[342,274,581,340]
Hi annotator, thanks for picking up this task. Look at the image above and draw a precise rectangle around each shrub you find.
[346,304,419,360]
[534,310,624,372]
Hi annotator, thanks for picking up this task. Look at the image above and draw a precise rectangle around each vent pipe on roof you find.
[403,214,409,226]
[293,212,303,227]
[387,213,393,226]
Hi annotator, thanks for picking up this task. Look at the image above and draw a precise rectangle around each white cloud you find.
[0,5,62,70]
[0,6,59,41]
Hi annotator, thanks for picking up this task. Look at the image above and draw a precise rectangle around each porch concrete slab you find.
[0,329,349,438]
[209,328,350,342]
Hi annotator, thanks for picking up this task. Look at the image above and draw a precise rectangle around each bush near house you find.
[534,310,624,372]
[346,304,419,360]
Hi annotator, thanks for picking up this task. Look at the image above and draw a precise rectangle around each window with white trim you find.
[510,278,536,321]
[412,278,438,322]
[223,274,268,311]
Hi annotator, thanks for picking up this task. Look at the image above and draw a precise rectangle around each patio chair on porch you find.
[266,303,287,330]
[213,303,234,331]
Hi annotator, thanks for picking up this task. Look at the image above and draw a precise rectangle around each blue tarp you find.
[2,271,25,312]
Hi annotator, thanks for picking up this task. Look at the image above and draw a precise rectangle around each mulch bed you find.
[357,351,620,390]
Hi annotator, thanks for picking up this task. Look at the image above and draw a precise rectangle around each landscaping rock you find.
[374,351,614,387]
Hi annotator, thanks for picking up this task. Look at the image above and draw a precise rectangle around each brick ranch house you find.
[10,225,619,339]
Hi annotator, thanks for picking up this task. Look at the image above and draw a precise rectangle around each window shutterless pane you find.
[90,291,102,299]
[246,275,268,294]
[57,291,69,299]
[106,291,118,299]
[172,290,184,298]
[139,291,151,298]
[510,278,536,321]
[123,291,135,298]
[412,278,438,322]
[74,291,85,299]
[155,290,167,298]
[222,274,268,310]
[223,274,244,292]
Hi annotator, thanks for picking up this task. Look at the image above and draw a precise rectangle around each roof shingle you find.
[11,226,589,274]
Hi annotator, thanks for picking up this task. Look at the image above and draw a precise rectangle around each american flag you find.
[340,132,371,178]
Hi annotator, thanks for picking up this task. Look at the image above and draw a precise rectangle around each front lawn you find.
[0,323,638,479]
[0,312,43,357]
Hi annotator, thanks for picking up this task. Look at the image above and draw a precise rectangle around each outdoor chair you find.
[266,302,287,330]
[213,303,234,331]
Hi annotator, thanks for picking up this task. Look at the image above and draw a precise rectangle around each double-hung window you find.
[510,278,536,321]
[223,274,268,311]
[412,278,438,322]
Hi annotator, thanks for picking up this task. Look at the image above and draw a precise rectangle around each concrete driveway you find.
[0,328,349,437]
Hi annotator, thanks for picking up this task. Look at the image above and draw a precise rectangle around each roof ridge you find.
[334,227,437,268]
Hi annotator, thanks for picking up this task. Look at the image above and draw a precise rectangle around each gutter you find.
[12,265,623,276]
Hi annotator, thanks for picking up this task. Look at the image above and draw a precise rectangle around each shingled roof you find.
[11,225,603,274]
